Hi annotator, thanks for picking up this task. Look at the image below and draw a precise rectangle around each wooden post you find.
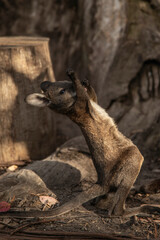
[0,37,56,166]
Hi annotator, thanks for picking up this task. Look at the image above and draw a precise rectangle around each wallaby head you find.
[26,80,76,114]
[26,76,97,114]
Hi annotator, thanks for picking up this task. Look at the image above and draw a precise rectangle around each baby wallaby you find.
[1,70,160,219]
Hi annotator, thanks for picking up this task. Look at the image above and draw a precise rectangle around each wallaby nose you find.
[40,81,52,92]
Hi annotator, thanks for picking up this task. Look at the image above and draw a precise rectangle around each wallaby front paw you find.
[66,68,75,80]
[81,78,90,87]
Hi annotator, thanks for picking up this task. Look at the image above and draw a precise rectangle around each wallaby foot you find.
[96,185,129,216]
[97,194,160,217]
[108,185,129,216]
[123,204,160,217]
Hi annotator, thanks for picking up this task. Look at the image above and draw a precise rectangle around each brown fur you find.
[1,70,160,219]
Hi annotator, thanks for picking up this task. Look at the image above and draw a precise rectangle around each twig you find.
[9,229,145,239]
[153,220,158,239]
[10,218,58,235]
[0,221,15,229]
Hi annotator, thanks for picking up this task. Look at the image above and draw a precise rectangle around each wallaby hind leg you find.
[108,180,132,216]
[109,147,143,216]
[96,180,132,216]
[97,147,143,216]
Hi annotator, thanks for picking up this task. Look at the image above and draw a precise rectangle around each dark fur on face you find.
[40,81,76,113]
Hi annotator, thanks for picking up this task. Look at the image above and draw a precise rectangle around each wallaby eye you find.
[59,89,65,95]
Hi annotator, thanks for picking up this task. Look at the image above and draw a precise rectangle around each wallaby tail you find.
[0,184,104,219]
[124,204,160,217]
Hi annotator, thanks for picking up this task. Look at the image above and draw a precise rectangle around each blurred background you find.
[0,0,160,164]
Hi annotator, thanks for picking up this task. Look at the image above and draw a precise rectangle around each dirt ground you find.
[0,139,160,240]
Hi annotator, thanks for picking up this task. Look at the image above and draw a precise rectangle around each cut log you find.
[0,37,55,166]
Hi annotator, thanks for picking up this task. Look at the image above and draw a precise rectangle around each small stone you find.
[7,165,18,172]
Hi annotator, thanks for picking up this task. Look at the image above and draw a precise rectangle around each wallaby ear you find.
[25,93,50,107]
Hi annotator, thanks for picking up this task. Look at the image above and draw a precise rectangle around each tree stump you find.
[0,37,55,166]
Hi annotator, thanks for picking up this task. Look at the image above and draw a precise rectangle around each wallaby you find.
[1,70,160,219]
